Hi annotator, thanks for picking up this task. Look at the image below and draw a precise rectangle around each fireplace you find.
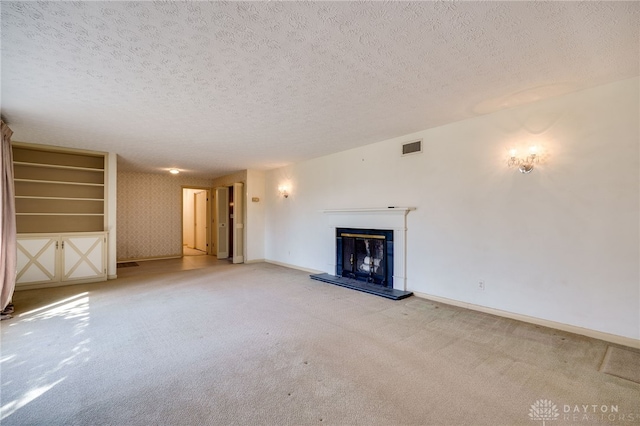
[336,228,393,288]
[309,207,414,300]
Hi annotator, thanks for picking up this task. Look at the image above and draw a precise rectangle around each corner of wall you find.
[107,152,117,278]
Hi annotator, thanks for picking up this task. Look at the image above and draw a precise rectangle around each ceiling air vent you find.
[402,139,422,156]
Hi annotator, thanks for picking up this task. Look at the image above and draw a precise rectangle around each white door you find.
[232,182,244,264]
[215,186,229,259]
[16,232,107,290]
[62,234,106,282]
[16,236,59,286]
[194,191,207,252]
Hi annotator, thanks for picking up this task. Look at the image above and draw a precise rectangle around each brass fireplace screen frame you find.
[335,228,394,287]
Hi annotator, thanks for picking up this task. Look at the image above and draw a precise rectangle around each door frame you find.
[212,182,245,262]
[214,186,229,259]
[232,182,244,264]
[181,186,212,256]
[194,190,208,251]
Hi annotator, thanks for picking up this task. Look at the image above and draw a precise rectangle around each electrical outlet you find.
[478,281,485,291]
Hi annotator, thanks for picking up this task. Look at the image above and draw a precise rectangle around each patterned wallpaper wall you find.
[117,172,212,260]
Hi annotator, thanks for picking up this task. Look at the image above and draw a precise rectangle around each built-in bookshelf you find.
[13,146,106,233]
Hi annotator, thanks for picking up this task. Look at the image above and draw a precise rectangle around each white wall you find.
[264,77,640,340]
[246,169,266,262]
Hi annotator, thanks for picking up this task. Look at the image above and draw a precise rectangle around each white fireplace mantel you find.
[321,207,416,291]
[321,207,415,215]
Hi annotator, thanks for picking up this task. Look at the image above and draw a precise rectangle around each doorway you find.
[182,187,211,256]
[228,185,234,258]
[214,183,244,263]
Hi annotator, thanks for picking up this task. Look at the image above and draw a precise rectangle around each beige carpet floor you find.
[600,346,640,384]
[1,260,639,425]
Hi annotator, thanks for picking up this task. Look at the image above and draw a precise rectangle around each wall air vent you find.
[402,139,422,156]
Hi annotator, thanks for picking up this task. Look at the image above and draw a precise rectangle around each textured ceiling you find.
[2,1,638,179]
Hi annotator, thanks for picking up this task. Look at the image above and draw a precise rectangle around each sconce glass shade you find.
[519,163,534,174]
[508,146,540,174]
[278,185,290,198]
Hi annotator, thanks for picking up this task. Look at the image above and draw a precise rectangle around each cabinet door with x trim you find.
[16,232,106,290]
[61,234,105,282]
[16,235,59,285]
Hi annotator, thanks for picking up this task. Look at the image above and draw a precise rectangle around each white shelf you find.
[15,178,104,187]
[14,161,104,172]
[13,145,107,234]
[15,196,104,201]
[322,207,416,214]
[16,213,104,216]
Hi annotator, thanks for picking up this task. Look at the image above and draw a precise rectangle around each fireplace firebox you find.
[309,208,413,300]
[336,228,394,288]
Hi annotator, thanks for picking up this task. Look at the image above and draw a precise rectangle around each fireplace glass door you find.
[339,233,388,286]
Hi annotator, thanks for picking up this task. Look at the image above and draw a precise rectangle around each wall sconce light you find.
[508,146,539,174]
[278,185,289,198]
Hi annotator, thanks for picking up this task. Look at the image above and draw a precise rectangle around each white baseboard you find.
[265,259,323,274]
[244,259,265,264]
[413,291,640,350]
[117,255,182,263]
[107,274,117,280]
[15,276,108,291]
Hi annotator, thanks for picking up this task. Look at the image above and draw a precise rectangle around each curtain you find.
[1,120,16,311]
